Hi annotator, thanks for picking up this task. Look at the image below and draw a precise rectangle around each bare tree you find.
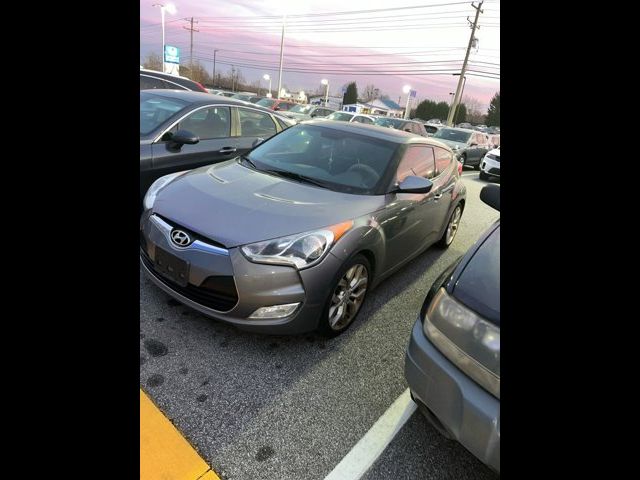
[142,52,162,71]
[362,84,381,102]
[462,96,486,124]
[179,61,211,84]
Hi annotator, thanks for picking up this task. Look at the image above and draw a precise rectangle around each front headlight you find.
[241,221,353,269]
[423,288,500,399]
[143,171,188,211]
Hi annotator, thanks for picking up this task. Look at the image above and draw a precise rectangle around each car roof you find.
[140,90,294,119]
[301,119,452,149]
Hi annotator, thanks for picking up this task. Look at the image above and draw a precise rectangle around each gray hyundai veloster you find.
[140,120,466,336]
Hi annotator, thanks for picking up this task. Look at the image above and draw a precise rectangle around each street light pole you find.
[321,79,329,106]
[153,4,176,73]
[212,49,219,87]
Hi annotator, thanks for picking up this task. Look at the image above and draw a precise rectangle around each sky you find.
[140,0,499,112]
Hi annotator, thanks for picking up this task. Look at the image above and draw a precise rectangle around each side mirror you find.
[395,175,433,194]
[170,129,199,146]
[404,128,412,132]
[252,138,265,148]
[469,143,478,147]
[480,184,500,211]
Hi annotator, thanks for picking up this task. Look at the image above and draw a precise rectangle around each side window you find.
[176,106,230,140]
[318,109,331,117]
[238,108,277,138]
[277,103,292,111]
[361,116,373,124]
[395,146,436,183]
[434,147,453,174]
[140,75,167,90]
[352,116,365,123]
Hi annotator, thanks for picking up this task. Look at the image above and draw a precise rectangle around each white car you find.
[479,147,500,180]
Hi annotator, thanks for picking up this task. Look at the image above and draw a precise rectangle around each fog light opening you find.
[249,303,301,319]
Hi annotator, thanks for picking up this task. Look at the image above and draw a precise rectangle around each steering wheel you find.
[347,163,379,186]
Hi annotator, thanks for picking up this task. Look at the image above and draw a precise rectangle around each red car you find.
[255,98,297,111]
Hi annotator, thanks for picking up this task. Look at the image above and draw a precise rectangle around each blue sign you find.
[410,89,417,98]
[164,45,180,64]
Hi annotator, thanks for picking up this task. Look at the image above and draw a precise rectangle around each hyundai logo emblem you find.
[171,229,192,247]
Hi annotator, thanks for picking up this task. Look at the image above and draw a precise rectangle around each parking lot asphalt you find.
[140,170,499,480]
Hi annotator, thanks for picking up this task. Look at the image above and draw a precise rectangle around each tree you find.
[343,82,358,105]
[362,84,380,102]
[179,61,211,85]
[435,102,449,122]
[415,100,436,120]
[142,52,162,71]
[453,103,467,124]
[485,92,500,127]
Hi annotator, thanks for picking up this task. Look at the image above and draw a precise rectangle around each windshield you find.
[289,104,314,114]
[374,117,404,129]
[433,128,472,143]
[242,124,399,195]
[326,112,354,121]
[140,92,189,136]
[256,98,276,108]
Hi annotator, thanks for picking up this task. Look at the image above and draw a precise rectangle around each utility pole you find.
[212,49,219,87]
[446,1,483,126]
[277,15,286,99]
[183,17,199,73]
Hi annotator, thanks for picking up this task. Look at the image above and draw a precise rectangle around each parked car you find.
[426,118,443,125]
[479,148,500,181]
[231,93,263,103]
[456,122,473,129]
[431,127,490,169]
[255,98,297,111]
[140,90,295,204]
[282,104,335,122]
[140,68,207,92]
[374,117,428,136]
[141,121,466,336]
[423,124,443,137]
[488,134,500,149]
[405,183,499,473]
[323,111,376,124]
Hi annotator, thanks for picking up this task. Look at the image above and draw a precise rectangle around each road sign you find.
[164,45,180,64]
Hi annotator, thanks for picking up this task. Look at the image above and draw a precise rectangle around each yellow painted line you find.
[140,389,221,480]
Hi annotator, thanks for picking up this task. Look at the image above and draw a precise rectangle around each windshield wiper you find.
[239,154,258,170]
[263,168,330,189]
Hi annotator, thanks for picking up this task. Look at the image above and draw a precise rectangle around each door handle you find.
[433,192,443,200]
[219,147,237,154]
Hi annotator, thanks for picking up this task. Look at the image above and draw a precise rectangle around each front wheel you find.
[459,154,467,168]
[436,204,463,249]
[317,254,371,337]
[479,171,488,180]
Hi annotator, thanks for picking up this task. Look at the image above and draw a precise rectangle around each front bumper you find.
[480,157,500,176]
[405,318,500,473]
[140,212,343,334]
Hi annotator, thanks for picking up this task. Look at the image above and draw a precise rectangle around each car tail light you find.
[457,160,463,175]
[195,82,207,92]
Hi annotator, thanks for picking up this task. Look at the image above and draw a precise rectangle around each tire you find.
[317,254,371,337]
[479,171,488,180]
[436,204,463,249]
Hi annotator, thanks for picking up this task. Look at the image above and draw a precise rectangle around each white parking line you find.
[323,388,417,480]
[461,171,478,177]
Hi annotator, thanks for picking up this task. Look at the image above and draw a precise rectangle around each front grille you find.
[141,251,238,311]
[488,167,500,175]
[155,214,227,249]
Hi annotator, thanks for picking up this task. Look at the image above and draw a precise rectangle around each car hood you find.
[434,139,468,150]
[451,222,500,325]
[153,160,385,247]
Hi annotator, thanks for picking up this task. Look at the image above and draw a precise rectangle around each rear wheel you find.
[479,171,488,180]
[436,204,462,248]
[317,254,371,337]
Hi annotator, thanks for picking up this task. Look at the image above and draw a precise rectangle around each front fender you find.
[329,221,386,281]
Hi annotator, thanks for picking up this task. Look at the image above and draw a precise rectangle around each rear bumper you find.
[405,318,500,473]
